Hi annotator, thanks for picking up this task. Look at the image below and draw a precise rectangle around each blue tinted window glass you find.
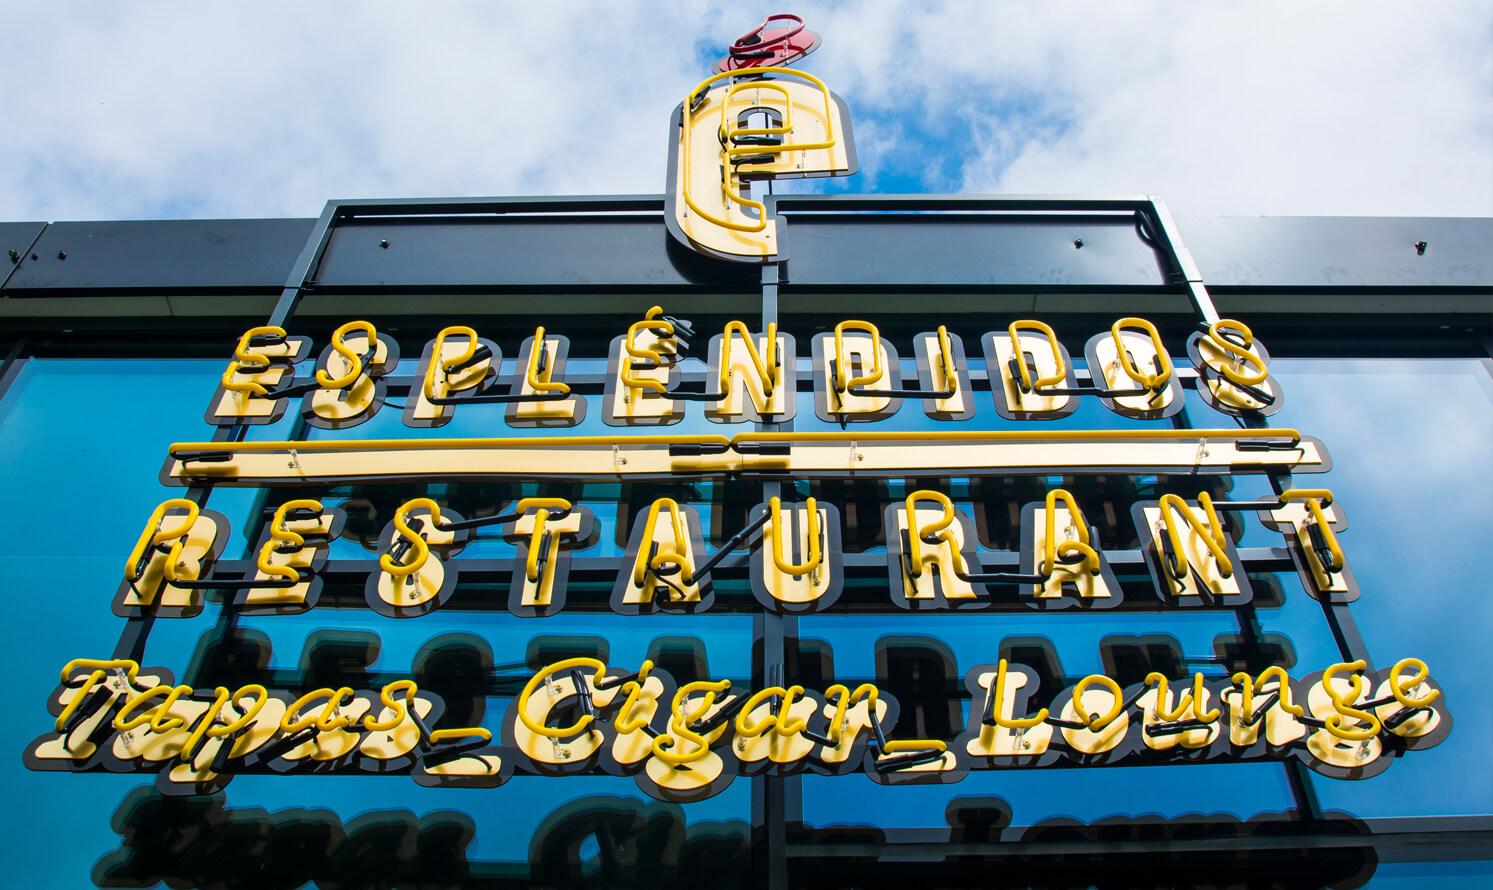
[0,358,752,887]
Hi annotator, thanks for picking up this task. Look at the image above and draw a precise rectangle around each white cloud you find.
[946,2,1493,217]
[0,1,1486,220]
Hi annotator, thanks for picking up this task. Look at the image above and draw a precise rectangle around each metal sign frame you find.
[13,191,1484,886]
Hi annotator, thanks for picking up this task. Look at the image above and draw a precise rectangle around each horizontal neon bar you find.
[162,428,1327,486]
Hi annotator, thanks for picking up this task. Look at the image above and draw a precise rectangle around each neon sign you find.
[205,313,1288,429]
[26,655,1451,800]
[110,483,1357,619]
[25,14,1444,813]
[664,59,856,261]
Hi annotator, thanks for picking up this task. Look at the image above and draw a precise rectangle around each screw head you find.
[1073,238,1084,249]
[379,239,390,249]
[56,250,67,260]
[1414,240,1428,255]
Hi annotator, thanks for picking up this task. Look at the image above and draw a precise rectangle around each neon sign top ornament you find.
[668,12,857,263]
[712,13,823,72]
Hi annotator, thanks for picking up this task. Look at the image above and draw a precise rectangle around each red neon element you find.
[713,13,822,72]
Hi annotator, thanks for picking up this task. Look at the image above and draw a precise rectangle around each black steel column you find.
[754,260,792,890]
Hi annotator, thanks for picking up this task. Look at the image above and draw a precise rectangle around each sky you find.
[0,1,1488,222]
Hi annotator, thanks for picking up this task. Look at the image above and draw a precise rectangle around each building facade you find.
[2,36,1491,887]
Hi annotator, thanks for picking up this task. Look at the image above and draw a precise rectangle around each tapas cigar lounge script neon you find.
[26,655,1451,801]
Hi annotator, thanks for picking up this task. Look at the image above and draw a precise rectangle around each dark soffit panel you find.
[777,213,1170,288]
[3,218,315,295]
[312,216,758,291]
[1,209,1489,298]
[1179,215,1493,289]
